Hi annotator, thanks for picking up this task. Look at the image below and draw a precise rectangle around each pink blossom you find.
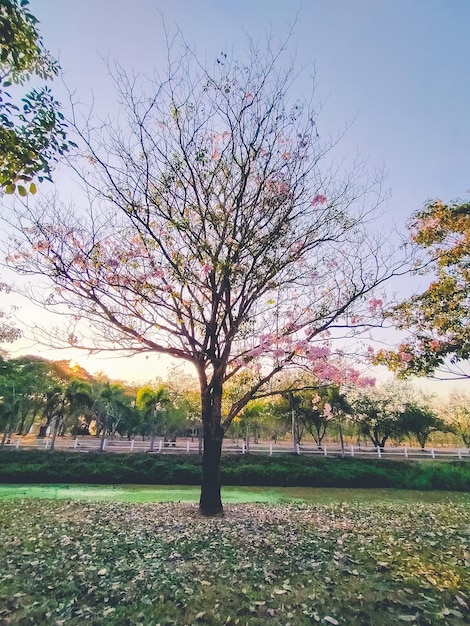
[323,403,332,416]
[202,263,213,276]
[248,346,264,357]
[310,194,327,205]
[357,376,375,388]
[345,368,360,383]
[306,346,331,360]
[400,352,413,362]
[259,334,276,345]
[429,339,440,350]
[312,363,342,383]
[368,298,383,312]
[278,181,290,195]
[293,340,309,354]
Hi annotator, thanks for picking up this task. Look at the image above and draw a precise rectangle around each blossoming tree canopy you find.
[374,199,470,380]
[5,36,410,515]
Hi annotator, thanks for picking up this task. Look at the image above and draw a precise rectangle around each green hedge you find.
[0,450,469,490]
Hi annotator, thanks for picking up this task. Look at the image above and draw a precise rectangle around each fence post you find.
[130,439,134,452]
[158,439,162,453]
[430,448,435,459]
[350,444,354,457]
[74,438,78,449]
[377,446,381,459]
[15,438,20,450]
[324,445,327,457]
[269,443,272,456]
[404,447,408,458]
[44,439,49,450]
[457,448,462,460]
[102,438,106,451]
[242,441,246,454]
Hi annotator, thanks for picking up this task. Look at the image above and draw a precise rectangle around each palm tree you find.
[136,385,171,451]
[93,382,135,451]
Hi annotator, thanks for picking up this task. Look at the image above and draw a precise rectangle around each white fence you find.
[2,436,469,460]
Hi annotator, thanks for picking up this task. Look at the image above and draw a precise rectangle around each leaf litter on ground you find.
[0,499,469,625]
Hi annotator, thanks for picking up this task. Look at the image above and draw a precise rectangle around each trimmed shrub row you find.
[0,450,469,491]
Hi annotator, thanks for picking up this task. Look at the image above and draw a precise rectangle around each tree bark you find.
[199,423,224,516]
[198,374,225,517]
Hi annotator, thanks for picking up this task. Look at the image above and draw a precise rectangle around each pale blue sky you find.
[6,1,470,385]
[33,0,470,226]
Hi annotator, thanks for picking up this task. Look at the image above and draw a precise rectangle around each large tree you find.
[5,37,408,515]
[375,199,470,379]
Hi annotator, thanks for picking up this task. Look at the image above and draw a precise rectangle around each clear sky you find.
[3,0,470,386]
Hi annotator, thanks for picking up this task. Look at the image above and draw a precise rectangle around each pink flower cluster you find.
[368,298,383,312]
[310,194,327,206]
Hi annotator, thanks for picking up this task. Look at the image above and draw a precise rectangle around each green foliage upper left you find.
[0,0,74,193]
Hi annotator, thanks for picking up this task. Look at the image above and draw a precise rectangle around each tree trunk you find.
[339,421,345,456]
[50,417,60,451]
[199,423,224,516]
[198,375,224,517]
[16,411,27,435]
[1,426,10,447]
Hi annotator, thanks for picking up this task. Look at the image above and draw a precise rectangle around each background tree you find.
[0,354,62,438]
[91,381,132,451]
[35,358,93,438]
[352,384,408,449]
[319,386,352,453]
[398,401,446,450]
[165,375,202,439]
[136,384,171,450]
[441,390,470,448]
[231,399,268,447]
[375,199,470,380]
[49,379,94,449]
[5,36,406,515]
[0,0,73,193]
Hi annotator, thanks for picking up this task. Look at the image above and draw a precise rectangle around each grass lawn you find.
[1,483,470,504]
[0,495,469,625]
